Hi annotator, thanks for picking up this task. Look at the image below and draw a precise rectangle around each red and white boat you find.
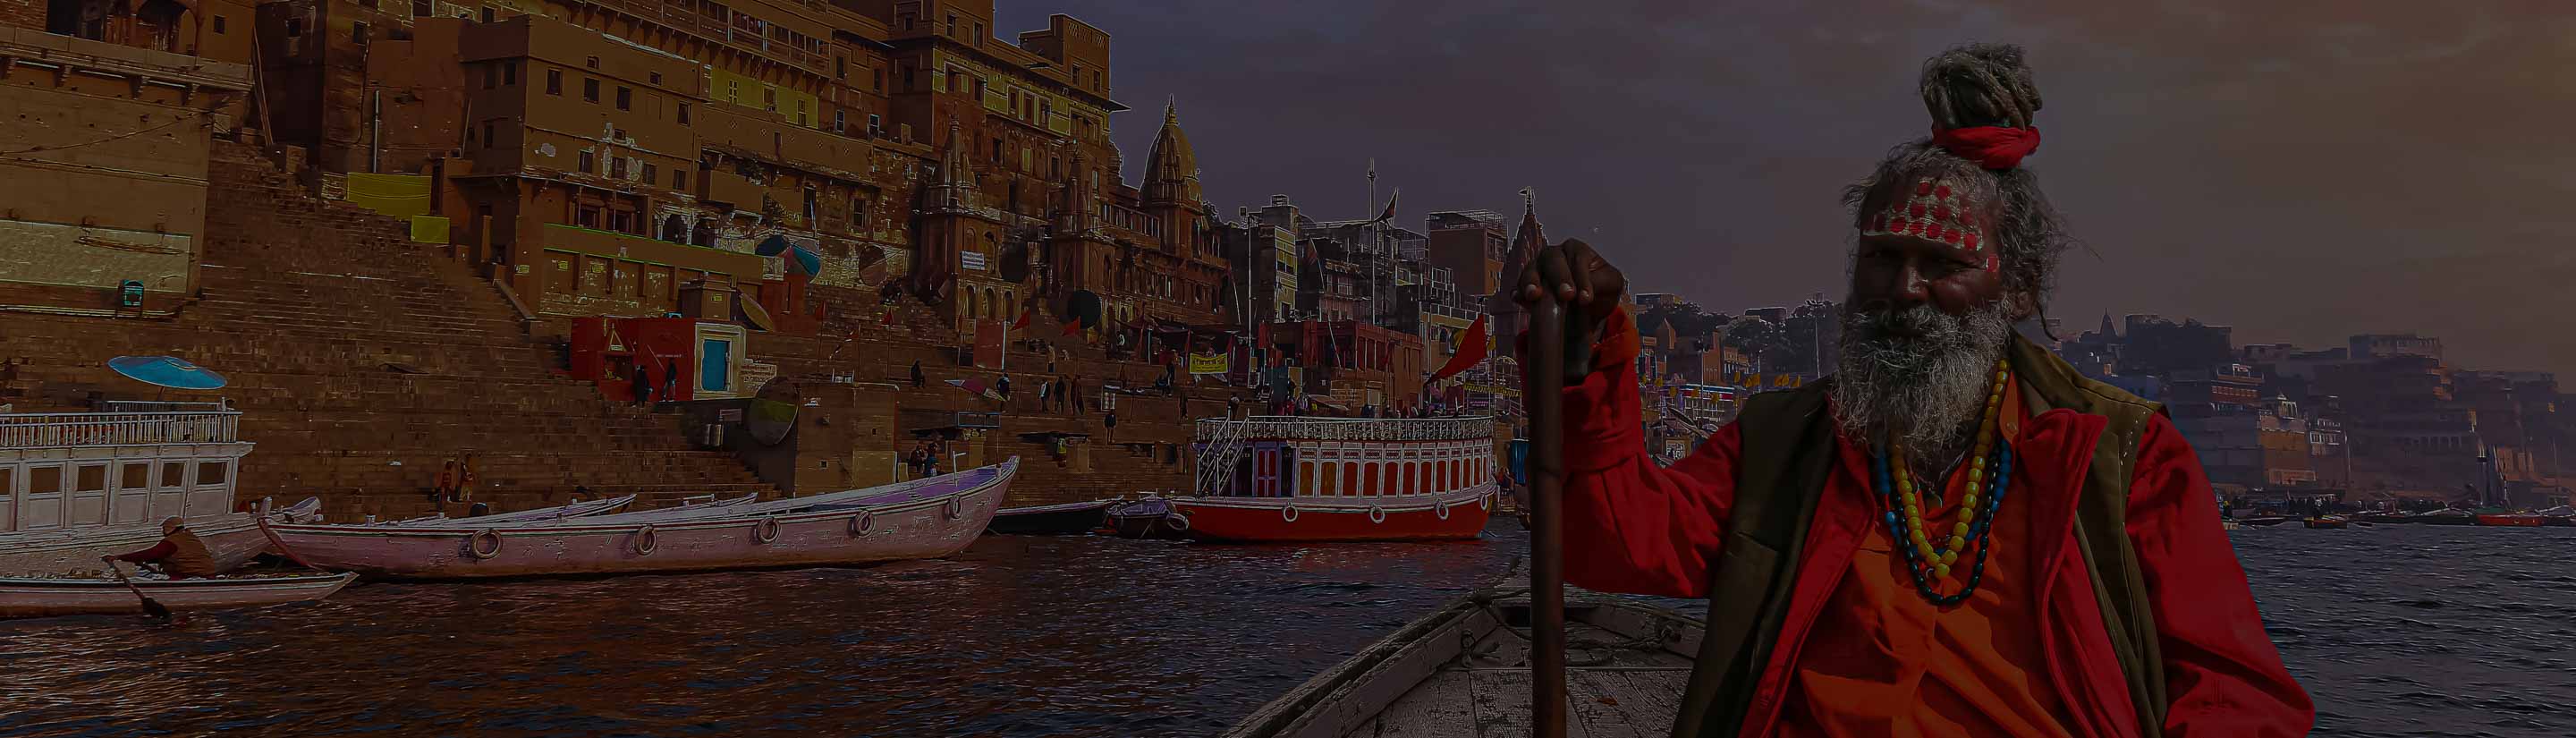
[1175,416,1499,543]
[264,460,1015,580]
[0,403,323,575]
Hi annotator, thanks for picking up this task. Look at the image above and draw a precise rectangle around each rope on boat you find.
[1281,505,1300,522]
[254,515,330,572]
[633,525,657,556]
[753,516,781,544]
[851,511,875,538]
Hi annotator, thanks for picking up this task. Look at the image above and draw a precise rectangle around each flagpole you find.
[1366,158,1377,329]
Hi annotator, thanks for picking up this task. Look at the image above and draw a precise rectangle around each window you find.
[352,21,369,44]
[942,67,954,93]
[764,87,776,111]
[872,69,883,91]
[677,103,691,124]
[120,463,148,490]
[674,169,688,190]
[642,163,657,185]
[484,65,496,89]
[584,78,600,102]
[285,18,301,37]
[616,87,631,111]
[586,55,599,70]
[576,208,599,228]
[578,150,596,173]
[852,197,869,227]
[794,99,808,126]
[504,62,517,86]
[869,114,882,131]
[834,110,844,132]
[835,56,846,80]
[547,69,562,95]
[212,15,225,33]
[480,121,494,145]
[945,13,955,36]
[480,7,494,22]
[609,157,628,179]
[412,0,429,16]
[195,462,227,486]
[649,71,663,85]
[989,137,1001,163]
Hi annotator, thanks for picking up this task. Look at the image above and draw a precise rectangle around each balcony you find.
[1194,416,1493,443]
[0,411,242,449]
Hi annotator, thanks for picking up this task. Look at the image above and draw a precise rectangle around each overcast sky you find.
[998,2,2576,377]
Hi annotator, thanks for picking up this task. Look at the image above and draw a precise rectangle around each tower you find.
[1140,98,1209,255]
[915,120,1009,335]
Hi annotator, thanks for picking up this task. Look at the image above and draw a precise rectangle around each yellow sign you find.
[1188,352,1230,376]
[410,216,451,244]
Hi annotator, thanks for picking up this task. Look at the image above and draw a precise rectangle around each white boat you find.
[0,497,321,576]
[0,572,356,619]
[263,460,1017,580]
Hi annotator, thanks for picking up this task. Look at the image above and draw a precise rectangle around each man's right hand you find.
[1511,238,1627,329]
[1504,235,1628,353]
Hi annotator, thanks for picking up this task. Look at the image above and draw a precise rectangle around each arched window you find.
[1300,461,1316,496]
[1402,462,1416,496]
[1323,462,1340,496]
[1343,462,1358,496]
[984,288,997,319]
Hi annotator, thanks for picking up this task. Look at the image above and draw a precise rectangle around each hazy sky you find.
[998,2,2576,377]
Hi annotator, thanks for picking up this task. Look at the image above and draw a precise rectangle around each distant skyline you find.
[998,2,2576,377]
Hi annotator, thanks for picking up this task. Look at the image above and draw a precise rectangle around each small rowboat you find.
[0,572,356,619]
[987,498,1117,535]
[1222,580,1701,738]
[0,497,323,577]
[375,495,637,526]
[264,460,1017,580]
[1106,496,1188,539]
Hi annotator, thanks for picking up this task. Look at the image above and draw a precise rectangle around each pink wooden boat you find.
[265,460,1018,580]
[0,572,357,619]
[372,494,638,527]
[0,497,323,576]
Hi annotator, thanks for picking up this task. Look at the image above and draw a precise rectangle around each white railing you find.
[1192,416,1495,443]
[0,411,242,449]
[1194,416,1247,496]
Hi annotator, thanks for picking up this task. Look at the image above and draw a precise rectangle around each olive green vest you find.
[1668,335,2170,738]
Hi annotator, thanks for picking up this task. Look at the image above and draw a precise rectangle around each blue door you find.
[700,339,731,393]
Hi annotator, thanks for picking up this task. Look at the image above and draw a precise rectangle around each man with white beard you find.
[1513,44,2311,738]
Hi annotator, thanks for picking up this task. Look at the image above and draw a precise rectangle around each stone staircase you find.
[0,140,776,522]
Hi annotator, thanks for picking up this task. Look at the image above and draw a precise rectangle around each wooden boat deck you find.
[1226,585,1701,738]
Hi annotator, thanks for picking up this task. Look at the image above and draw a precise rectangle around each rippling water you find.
[2,522,2570,737]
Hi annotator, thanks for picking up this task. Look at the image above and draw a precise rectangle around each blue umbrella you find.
[754,233,792,257]
[786,245,823,276]
[107,355,227,390]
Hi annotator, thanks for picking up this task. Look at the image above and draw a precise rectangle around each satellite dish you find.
[107,355,227,390]
[755,233,792,257]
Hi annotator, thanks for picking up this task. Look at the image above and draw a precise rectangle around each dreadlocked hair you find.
[1841,42,2073,315]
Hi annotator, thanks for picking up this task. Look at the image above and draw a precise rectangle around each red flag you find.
[1428,314,1490,382]
[1012,307,1032,331]
[1061,319,1082,336]
[879,310,895,327]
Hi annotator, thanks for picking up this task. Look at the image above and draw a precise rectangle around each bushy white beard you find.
[1830,300,2015,462]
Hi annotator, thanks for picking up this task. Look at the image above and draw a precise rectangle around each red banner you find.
[1428,314,1490,382]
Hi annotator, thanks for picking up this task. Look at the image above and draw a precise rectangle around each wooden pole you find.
[1526,296,1570,738]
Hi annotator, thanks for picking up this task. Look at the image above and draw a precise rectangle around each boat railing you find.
[0,411,242,448]
[1191,416,1495,443]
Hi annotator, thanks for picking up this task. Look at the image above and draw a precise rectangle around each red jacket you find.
[1555,327,2312,737]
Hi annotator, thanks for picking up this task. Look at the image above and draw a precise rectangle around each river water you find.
[2,523,2570,737]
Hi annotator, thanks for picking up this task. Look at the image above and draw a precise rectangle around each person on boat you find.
[102,516,220,579]
[1513,44,2310,738]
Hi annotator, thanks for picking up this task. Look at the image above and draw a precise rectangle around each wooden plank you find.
[1470,670,1592,738]
[1566,670,1688,738]
[1344,670,1477,738]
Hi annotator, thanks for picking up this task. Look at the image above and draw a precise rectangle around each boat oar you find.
[1524,295,1571,738]
[100,558,174,621]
